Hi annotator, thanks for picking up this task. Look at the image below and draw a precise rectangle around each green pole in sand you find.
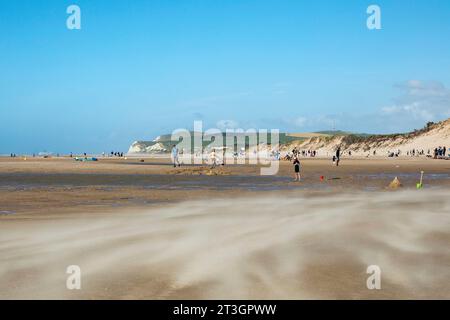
[417,171,424,189]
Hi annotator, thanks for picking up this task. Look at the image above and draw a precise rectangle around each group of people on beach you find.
[405,149,425,156]
[285,148,317,161]
[433,146,447,158]
[67,151,124,158]
[293,148,317,158]
[171,145,231,168]
[170,141,449,182]
[401,147,447,159]
[393,147,448,159]
[107,151,124,157]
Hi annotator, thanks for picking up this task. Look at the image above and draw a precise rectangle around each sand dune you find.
[287,118,450,156]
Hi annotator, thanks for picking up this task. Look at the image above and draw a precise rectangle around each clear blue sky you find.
[1,0,450,154]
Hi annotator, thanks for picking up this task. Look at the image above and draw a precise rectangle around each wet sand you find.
[1,156,449,217]
[1,157,449,299]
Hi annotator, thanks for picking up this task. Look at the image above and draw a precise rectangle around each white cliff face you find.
[127,141,145,154]
[127,141,168,154]
[145,143,167,153]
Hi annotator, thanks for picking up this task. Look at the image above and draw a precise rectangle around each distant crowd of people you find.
[285,148,318,160]
[376,147,448,159]
[388,149,402,157]
[401,147,447,159]
[433,146,447,158]
[67,151,125,158]
[106,151,124,157]
[406,149,425,156]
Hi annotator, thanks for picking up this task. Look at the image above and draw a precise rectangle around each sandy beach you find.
[3,0,450,306]
[1,156,449,299]
[1,156,449,217]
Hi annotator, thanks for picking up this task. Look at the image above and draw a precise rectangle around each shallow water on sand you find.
[1,190,449,299]
[0,173,317,191]
[1,172,448,192]
[357,173,450,180]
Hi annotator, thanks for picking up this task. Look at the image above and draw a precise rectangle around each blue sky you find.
[1,0,450,153]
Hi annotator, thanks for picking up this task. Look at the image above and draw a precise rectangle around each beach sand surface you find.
[1,157,449,299]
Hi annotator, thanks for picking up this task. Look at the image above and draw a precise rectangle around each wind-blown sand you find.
[1,191,449,299]
[0,157,449,299]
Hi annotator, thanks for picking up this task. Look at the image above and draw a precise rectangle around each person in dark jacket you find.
[335,147,341,166]
[293,157,301,181]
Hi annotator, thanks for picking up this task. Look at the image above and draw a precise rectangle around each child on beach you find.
[293,157,301,181]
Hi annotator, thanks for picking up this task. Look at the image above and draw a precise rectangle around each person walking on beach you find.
[210,149,217,168]
[335,146,341,166]
[171,144,179,167]
[293,157,301,181]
